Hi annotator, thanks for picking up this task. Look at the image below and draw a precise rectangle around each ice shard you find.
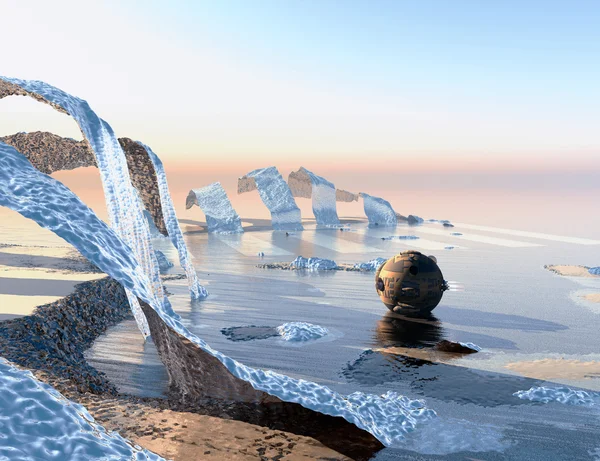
[0,142,435,447]
[288,167,340,226]
[238,167,303,230]
[359,192,398,227]
[186,182,243,234]
[137,141,208,299]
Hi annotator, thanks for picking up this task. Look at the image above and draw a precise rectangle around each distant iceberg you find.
[288,167,340,226]
[589,267,600,275]
[238,167,303,230]
[276,322,329,341]
[354,258,387,271]
[186,182,243,234]
[155,250,173,274]
[407,215,424,224]
[514,386,600,407]
[381,235,419,240]
[359,192,397,227]
[290,256,338,270]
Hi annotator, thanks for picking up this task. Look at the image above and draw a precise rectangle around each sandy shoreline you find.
[505,358,600,380]
[545,264,600,278]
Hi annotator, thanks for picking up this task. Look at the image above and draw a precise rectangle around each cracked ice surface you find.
[137,142,208,299]
[186,182,243,234]
[0,358,165,461]
[0,143,437,446]
[360,192,398,227]
[288,167,340,226]
[238,167,303,230]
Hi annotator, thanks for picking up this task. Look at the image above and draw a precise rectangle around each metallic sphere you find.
[375,250,448,316]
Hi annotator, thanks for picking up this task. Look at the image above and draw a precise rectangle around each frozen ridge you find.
[288,167,340,226]
[138,142,208,299]
[238,167,303,230]
[0,358,164,460]
[359,192,398,227]
[513,386,600,406]
[354,258,387,271]
[0,141,436,446]
[276,322,329,341]
[290,256,338,270]
[186,182,243,234]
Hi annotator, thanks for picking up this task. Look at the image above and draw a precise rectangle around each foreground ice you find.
[0,137,437,447]
[359,192,397,227]
[276,322,329,341]
[186,182,243,234]
[138,142,208,300]
[513,386,600,406]
[238,167,303,230]
[0,358,164,461]
[288,167,340,226]
[354,258,387,271]
[290,256,338,270]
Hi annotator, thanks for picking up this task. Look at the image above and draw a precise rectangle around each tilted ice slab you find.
[138,142,208,299]
[514,386,600,407]
[288,167,340,226]
[238,167,303,230]
[359,192,398,227]
[276,322,329,341]
[0,143,436,446]
[186,182,243,234]
[0,358,164,461]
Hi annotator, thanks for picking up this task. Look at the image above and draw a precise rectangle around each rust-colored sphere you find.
[375,250,448,316]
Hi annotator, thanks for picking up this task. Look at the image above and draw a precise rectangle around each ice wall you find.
[138,141,208,299]
[238,167,303,230]
[360,192,398,227]
[0,142,435,446]
[288,167,340,226]
[0,358,164,461]
[186,182,244,234]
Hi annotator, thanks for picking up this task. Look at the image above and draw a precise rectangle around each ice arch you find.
[238,167,303,230]
[288,167,340,226]
[186,182,243,233]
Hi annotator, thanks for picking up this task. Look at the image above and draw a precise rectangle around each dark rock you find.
[434,340,479,354]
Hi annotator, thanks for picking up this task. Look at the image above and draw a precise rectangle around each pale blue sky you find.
[0,0,598,172]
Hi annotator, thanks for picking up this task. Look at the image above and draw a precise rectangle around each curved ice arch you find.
[238,167,303,230]
[186,182,243,234]
[288,167,340,226]
[0,143,436,446]
[138,142,208,299]
[0,358,165,461]
[359,192,398,227]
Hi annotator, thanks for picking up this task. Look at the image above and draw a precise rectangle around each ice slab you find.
[186,182,243,234]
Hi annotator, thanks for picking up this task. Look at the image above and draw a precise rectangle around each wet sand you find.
[583,293,600,304]
[505,358,600,380]
[545,264,599,278]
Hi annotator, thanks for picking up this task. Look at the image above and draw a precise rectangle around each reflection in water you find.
[374,312,444,349]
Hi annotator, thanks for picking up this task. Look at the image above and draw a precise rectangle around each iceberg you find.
[186,182,243,234]
[0,358,164,461]
[290,256,339,270]
[589,267,600,275]
[288,167,340,226]
[513,386,600,407]
[381,235,419,240]
[238,167,303,230]
[359,192,397,227]
[276,322,329,341]
[138,141,208,300]
[354,258,387,271]
[407,215,424,224]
